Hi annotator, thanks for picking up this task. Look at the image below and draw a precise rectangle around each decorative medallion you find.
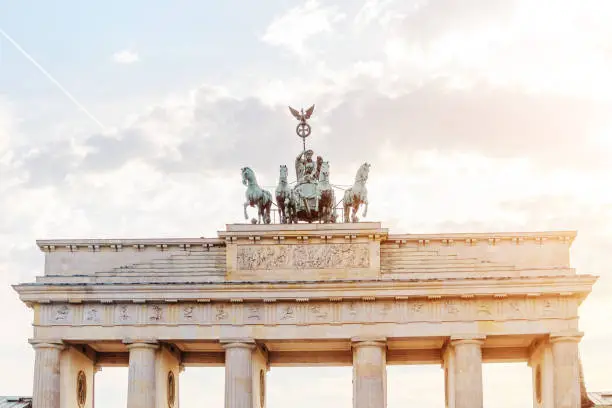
[259,369,266,408]
[535,365,542,403]
[444,366,449,406]
[167,371,176,408]
[76,370,86,408]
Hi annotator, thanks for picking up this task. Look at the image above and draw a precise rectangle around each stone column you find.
[124,340,159,408]
[551,333,583,408]
[352,338,387,408]
[30,339,64,408]
[223,340,256,408]
[442,343,456,408]
[450,335,485,408]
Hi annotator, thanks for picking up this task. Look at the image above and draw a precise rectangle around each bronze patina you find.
[241,105,369,224]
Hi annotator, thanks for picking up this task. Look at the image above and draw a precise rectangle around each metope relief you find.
[114,304,137,324]
[83,306,102,324]
[236,244,370,270]
[39,297,574,327]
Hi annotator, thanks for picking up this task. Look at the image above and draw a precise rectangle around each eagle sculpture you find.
[288,105,315,123]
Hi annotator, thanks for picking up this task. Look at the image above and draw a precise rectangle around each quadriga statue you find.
[241,167,272,224]
[343,162,370,223]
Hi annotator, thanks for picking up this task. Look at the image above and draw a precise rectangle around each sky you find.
[1,0,612,406]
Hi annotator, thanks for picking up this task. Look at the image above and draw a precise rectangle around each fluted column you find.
[551,333,583,408]
[223,340,256,408]
[125,340,159,408]
[450,335,485,408]
[30,339,64,408]
[352,338,387,408]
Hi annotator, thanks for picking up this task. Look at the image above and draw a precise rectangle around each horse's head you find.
[279,164,288,180]
[355,162,370,183]
[319,161,330,181]
[241,167,254,186]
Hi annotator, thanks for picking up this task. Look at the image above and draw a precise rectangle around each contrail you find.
[0,27,106,131]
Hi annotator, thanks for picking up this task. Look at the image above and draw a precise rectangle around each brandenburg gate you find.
[13,107,597,408]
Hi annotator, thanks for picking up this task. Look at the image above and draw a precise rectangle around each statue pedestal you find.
[219,223,388,281]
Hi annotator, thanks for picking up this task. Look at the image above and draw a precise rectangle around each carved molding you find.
[236,244,370,270]
[38,296,578,327]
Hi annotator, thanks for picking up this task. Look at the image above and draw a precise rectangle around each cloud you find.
[261,0,346,57]
[112,49,139,64]
[3,0,612,405]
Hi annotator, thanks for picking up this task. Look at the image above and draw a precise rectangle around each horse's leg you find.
[281,198,286,223]
[244,202,249,220]
[363,198,368,218]
[352,202,360,223]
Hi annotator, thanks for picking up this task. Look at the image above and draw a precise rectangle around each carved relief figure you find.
[119,305,130,321]
[477,302,492,316]
[55,305,69,321]
[309,304,329,320]
[215,305,228,321]
[411,303,424,314]
[149,305,163,321]
[444,300,460,315]
[183,306,194,320]
[280,305,295,320]
[247,305,262,320]
[237,246,290,270]
[85,308,98,322]
[542,299,556,316]
[238,244,370,271]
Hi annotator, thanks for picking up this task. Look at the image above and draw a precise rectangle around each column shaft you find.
[30,340,64,408]
[352,339,387,408]
[126,341,159,408]
[451,337,484,408]
[551,335,582,408]
[223,342,256,408]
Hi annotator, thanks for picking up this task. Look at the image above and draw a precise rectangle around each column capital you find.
[549,331,583,344]
[221,338,256,350]
[450,334,486,346]
[123,339,159,350]
[28,339,64,350]
[351,337,387,349]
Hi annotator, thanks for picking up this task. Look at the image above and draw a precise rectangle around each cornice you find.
[36,237,224,253]
[386,230,577,246]
[34,228,577,252]
[13,275,597,304]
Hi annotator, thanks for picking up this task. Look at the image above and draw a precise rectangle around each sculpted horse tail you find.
[343,162,370,223]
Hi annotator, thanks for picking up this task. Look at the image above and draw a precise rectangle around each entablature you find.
[14,275,597,305]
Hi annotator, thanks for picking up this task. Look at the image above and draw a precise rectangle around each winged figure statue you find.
[289,105,315,124]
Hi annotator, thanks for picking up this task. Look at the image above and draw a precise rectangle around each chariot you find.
[241,105,370,224]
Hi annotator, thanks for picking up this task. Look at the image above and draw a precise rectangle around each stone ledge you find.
[13,275,598,304]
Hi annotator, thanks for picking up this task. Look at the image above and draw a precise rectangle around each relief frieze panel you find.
[236,244,370,270]
[38,297,575,327]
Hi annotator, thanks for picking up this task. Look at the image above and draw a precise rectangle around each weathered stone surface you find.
[14,222,596,408]
[237,244,370,270]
